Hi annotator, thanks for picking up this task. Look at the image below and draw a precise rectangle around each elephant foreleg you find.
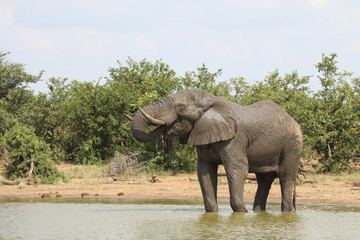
[197,158,219,212]
[253,172,277,211]
[223,160,248,212]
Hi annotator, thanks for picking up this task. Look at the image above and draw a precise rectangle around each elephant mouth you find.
[128,97,176,143]
[164,118,193,144]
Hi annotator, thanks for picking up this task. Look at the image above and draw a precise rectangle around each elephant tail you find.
[293,184,296,211]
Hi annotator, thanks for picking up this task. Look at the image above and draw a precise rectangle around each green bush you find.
[1,124,64,183]
[1,52,359,174]
[135,139,196,174]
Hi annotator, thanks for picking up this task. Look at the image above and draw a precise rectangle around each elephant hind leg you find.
[279,150,300,212]
[279,178,296,212]
[253,172,277,212]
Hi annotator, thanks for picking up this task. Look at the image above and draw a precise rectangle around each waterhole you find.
[0,198,359,239]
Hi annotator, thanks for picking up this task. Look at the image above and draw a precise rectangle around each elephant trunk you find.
[130,97,175,142]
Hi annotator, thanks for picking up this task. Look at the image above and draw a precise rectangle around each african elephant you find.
[126,89,302,212]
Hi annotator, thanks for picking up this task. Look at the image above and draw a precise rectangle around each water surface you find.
[0,198,359,239]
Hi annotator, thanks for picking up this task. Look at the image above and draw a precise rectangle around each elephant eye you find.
[177,103,186,113]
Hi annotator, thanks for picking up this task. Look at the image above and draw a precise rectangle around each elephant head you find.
[128,89,237,145]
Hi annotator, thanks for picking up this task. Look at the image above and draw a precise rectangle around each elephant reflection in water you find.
[126,89,302,212]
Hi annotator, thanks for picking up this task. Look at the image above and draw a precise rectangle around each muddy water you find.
[0,198,359,239]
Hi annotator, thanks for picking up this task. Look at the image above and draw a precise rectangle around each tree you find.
[311,53,359,172]
[0,52,42,99]
[240,70,313,138]
[0,52,43,137]
[0,52,42,120]
[180,64,222,94]
[1,124,64,183]
[106,58,185,170]
[28,78,71,161]
[61,80,114,164]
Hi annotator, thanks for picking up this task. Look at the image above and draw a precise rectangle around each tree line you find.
[0,51,359,182]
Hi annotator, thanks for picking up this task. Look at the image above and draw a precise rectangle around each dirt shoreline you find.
[1,172,360,207]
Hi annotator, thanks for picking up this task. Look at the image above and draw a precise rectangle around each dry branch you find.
[26,157,37,185]
[218,172,257,181]
[0,176,16,185]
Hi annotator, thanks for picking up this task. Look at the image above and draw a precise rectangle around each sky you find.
[1,0,360,93]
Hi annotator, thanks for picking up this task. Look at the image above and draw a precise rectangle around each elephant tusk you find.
[139,108,166,126]
[124,114,133,121]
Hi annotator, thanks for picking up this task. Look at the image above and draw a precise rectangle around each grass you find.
[62,165,107,179]
[4,161,357,185]
[266,171,360,186]
[300,171,360,184]
[334,171,360,181]
[60,163,168,181]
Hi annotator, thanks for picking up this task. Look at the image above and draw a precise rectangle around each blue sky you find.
[1,0,360,93]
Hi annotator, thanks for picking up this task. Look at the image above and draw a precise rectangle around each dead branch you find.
[300,179,315,184]
[26,157,37,185]
[0,176,16,185]
[352,181,360,187]
[246,174,257,181]
[218,172,257,181]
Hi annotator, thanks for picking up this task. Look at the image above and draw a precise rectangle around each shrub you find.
[1,124,64,183]
[108,151,145,175]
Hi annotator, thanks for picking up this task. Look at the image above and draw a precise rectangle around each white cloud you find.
[204,37,242,61]
[136,34,157,54]
[1,16,110,59]
[305,0,330,9]
[351,8,360,23]
[222,0,283,9]
[1,0,360,92]
[348,42,360,52]
[0,4,15,26]
[252,0,283,8]
[211,44,237,60]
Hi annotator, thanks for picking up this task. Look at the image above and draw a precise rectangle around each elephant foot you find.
[253,205,265,212]
[205,208,219,212]
[232,206,248,213]
[281,206,294,212]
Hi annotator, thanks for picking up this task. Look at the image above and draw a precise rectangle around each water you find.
[0,198,359,240]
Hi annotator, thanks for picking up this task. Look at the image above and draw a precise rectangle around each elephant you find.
[126,88,303,212]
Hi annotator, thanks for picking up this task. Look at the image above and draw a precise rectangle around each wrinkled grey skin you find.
[129,89,303,212]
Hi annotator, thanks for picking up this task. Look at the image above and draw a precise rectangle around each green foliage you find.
[107,58,180,107]
[240,70,312,114]
[168,144,197,173]
[310,53,359,172]
[0,51,359,174]
[0,51,41,99]
[1,124,64,183]
[38,79,70,161]
[0,52,43,136]
[106,58,183,168]
[0,104,17,136]
[62,81,114,164]
[235,53,359,173]
[180,64,222,94]
[136,138,197,173]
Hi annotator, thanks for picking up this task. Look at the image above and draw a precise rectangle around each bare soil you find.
[1,164,360,207]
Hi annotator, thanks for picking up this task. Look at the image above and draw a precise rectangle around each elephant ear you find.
[187,99,237,145]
